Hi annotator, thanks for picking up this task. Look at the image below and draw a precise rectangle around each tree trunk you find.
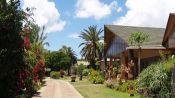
[68,64,73,76]
[1,0,6,10]
[138,48,141,74]
[90,60,96,69]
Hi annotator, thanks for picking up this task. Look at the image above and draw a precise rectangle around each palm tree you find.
[35,26,49,47]
[128,32,149,74]
[79,25,103,69]
[59,45,77,75]
[98,41,105,60]
[32,26,49,51]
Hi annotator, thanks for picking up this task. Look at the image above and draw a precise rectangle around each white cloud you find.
[75,0,121,20]
[113,0,175,28]
[22,0,66,33]
[116,7,122,13]
[68,33,80,39]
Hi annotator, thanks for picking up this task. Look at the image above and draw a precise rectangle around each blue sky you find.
[22,0,175,58]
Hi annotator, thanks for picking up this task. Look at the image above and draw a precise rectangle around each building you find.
[104,13,175,78]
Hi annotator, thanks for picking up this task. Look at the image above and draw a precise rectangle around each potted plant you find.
[71,75,76,82]
[71,66,77,82]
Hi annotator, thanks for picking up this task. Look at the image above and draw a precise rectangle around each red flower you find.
[33,75,39,82]
[24,36,31,49]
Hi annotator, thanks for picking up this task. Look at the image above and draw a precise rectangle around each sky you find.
[21,0,175,58]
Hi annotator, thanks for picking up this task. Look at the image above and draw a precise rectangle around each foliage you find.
[83,69,90,76]
[59,46,77,75]
[77,63,86,75]
[128,32,149,73]
[79,25,103,69]
[104,80,119,89]
[0,0,26,97]
[45,46,77,73]
[128,32,149,46]
[71,79,140,98]
[45,51,71,70]
[163,56,175,75]
[59,45,77,65]
[116,80,138,93]
[89,69,104,84]
[50,71,60,79]
[33,59,45,82]
[137,58,173,98]
[0,0,48,97]
[105,80,138,94]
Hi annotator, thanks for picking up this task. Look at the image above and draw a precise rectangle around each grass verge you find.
[70,78,140,98]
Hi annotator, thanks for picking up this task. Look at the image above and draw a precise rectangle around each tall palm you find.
[59,45,77,75]
[35,26,49,47]
[79,25,103,69]
[98,41,105,60]
[32,26,49,51]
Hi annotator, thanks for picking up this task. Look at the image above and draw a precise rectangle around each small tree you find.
[128,32,149,74]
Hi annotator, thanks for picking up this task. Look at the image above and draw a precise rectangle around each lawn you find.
[70,78,140,98]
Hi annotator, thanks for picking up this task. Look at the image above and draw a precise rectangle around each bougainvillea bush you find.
[0,0,46,97]
[0,0,26,97]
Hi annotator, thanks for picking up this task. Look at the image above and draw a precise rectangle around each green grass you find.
[70,78,140,98]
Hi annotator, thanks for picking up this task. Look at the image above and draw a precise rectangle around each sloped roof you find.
[163,13,175,46]
[104,25,166,57]
[105,25,165,47]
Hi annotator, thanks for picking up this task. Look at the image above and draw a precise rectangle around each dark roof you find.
[105,25,165,47]
[163,13,175,45]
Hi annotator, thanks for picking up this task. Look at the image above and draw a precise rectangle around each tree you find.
[45,51,72,71]
[98,41,105,60]
[128,32,149,74]
[59,46,77,75]
[79,25,103,69]
[0,0,25,97]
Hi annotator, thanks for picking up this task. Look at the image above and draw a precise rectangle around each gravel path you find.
[32,77,83,98]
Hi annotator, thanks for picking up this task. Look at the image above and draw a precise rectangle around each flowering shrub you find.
[33,59,45,82]
[89,69,104,84]
[24,36,31,50]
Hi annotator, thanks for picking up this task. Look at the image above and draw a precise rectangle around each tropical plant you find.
[50,71,60,79]
[0,0,26,97]
[128,32,149,73]
[45,51,72,71]
[79,25,103,69]
[59,46,77,75]
[137,59,172,98]
[89,69,104,84]
[83,69,90,76]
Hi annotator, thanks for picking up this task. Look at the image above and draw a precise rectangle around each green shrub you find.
[117,82,129,92]
[83,69,89,76]
[163,56,175,75]
[50,71,60,79]
[116,80,137,93]
[89,69,104,84]
[105,80,119,89]
[137,59,172,98]
[77,63,86,75]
